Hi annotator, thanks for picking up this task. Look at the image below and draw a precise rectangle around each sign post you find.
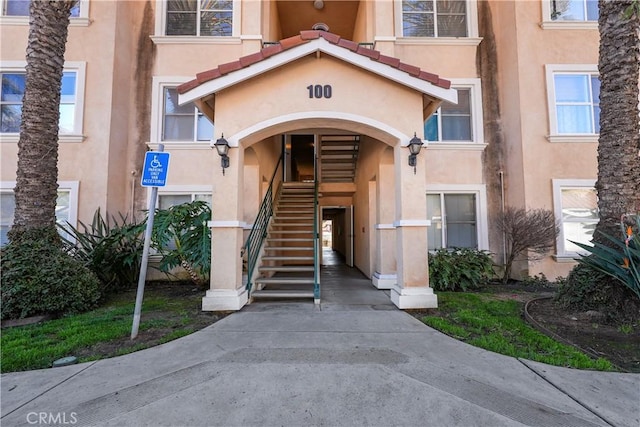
[131,146,170,339]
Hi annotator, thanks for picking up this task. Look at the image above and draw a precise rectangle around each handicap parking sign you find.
[141,152,170,187]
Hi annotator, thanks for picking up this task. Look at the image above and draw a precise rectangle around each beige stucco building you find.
[1,0,601,310]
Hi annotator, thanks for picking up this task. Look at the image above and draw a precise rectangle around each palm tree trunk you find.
[9,0,76,239]
[595,0,640,242]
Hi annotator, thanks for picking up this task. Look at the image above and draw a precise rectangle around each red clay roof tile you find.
[177,78,200,95]
[261,43,283,58]
[218,60,243,75]
[319,32,341,44]
[239,51,264,68]
[437,78,451,89]
[279,35,307,50]
[398,62,421,77]
[356,45,380,60]
[300,30,321,40]
[377,54,401,68]
[337,38,359,52]
[196,68,222,83]
[181,31,452,93]
[418,71,439,84]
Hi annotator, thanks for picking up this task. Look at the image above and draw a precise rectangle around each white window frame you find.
[0,61,86,143]
[394,0,481,45]
[150,76,214,150]
[545,64,599,143]
[552,179,598,259]
[541,0,598,30]
[0,180,79,245]
[424,78,484,146]
[0,0,90,26]
[425,184,488,251]
[155,185,213,208]
[152,0,242,44]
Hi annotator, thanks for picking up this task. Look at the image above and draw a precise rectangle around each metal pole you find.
[131,144,163,339]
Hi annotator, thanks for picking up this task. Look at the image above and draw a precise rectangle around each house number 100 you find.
[307,84,332,99]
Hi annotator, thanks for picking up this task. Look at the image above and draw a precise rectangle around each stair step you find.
[259,265,315,272]
[268,230,314,234]
[270,223,313,227]
[264,246,313,251]
[262,256,314,261]
[255,277,315,285]
[251,290,315,299]
[268,238,314,242]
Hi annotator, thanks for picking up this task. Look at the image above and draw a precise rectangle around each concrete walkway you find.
[2,262,639,427]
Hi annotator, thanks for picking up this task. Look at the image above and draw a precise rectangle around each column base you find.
[202,288,248,311]
[390,285,438,309]
[372,272,396,289]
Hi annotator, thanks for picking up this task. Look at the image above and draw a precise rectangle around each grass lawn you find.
[1,284,224,373]
[418,292,614,371]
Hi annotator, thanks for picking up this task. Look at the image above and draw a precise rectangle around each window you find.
[427,193,477,249]
[553,180,598,257]
[2,0,80,16]
[0,181,79,247]
[550,0,598,21]
[158,192,211,210]
[423,80,483,144]
[162,87,213,142]
[165,0,233,36]
[402,0,467,37]
[546,65,599,141]
[1,61,86,141]
[0,0,88,25]
[425,88,472,141]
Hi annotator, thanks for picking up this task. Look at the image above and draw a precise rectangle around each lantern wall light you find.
[212,134,230,175]
[408,133,423,174]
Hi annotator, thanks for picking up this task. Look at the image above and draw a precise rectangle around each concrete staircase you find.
[251,182,317,300]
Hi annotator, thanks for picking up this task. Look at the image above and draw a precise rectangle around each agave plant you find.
[59,209,146,294]
[572,214,640,300]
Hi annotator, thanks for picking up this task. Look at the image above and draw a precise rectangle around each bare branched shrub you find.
[496,207,559,284]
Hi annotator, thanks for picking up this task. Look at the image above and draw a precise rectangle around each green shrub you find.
[152,201,211,286]
[60,209,146,295]
[1,228,100,319]
[555,263,640,323]
[428,248,494,291]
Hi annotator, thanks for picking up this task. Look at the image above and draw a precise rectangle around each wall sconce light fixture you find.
[213,134,230,175]
[408,133,423,175]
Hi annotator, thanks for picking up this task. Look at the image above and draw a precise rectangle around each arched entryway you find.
[176,31,458,311]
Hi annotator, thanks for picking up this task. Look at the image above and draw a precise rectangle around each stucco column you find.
[390,142,437,309]
[202,146,247,311]
[372,161,397,289]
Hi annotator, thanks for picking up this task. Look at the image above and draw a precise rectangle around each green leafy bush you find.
[555,263,640,323]
[152,201,211,286]
[428,248,494,291]
[1,228,100,319]
[59,209,146,295]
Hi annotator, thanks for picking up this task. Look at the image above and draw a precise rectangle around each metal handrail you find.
[242,153,283,295]
[313,154,320,303]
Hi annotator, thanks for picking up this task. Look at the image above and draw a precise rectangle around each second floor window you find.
[162,87,213,142]
[1,71,78,134]
[166,0,232,36]
[2,0,80,17]
[553,73,600,135]
[424,88,472,142]
[551,0,598,21]
[402,0,467,37]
